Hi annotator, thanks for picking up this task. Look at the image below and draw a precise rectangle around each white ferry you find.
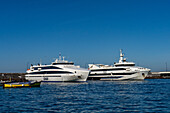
[114,49,151,78]
[88,50,150,80]
[25,55,89,82]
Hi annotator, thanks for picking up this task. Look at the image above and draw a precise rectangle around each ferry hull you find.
[88,72,145,81]
[25,73,88,82]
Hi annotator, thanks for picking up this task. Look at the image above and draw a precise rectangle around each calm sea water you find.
[0,79,170,113]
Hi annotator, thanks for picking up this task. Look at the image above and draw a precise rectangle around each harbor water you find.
[0,79,170,112]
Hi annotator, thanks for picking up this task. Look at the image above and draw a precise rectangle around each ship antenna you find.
[166,62,167,72]
[40,59,42,65]
[26,62,29,69]
[59,52,61,61]
[120,49,124,57]
[119,49,124,63]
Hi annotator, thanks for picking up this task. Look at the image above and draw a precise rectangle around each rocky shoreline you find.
[0,73,26,82]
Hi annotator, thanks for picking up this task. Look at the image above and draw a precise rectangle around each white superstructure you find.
[88,50,150,80]
[25,55,89,82]
[88,64,143,80]
[114,49,151,78]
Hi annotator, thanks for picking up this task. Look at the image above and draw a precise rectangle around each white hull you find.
[89,72,145,81]
[25,73,88,82]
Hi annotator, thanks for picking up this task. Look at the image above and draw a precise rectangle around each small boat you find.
[3,81,41,88]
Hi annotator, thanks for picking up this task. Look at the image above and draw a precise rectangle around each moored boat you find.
[88,49,150,81]
[114,49,151,79]
[88,64,142,80]
[25,55,89,82]
[3,81,41,88]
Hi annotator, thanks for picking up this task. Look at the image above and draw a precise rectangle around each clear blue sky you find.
[0,0,170,72]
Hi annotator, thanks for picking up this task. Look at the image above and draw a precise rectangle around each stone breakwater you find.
[0,73,26,81]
